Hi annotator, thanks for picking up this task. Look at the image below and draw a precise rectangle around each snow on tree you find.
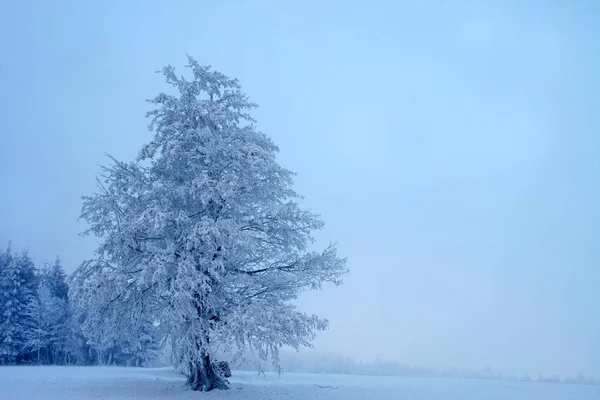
[70,56,347,391]
[110,319,161,367]
[0,246,39,364]
[61,311,94,365]
[25,258,74,364]
[31,283,73,364]
[24,285,53,364]
[40,257,69,300]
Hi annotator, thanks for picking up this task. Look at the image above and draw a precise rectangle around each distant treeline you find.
[0,244,160,366]
[231,350,599,386]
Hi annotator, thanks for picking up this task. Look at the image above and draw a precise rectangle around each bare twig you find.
[314,382,338,389]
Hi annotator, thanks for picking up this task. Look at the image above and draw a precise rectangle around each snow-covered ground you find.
[1,366,598,400]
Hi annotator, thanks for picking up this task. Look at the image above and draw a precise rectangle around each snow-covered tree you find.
[25,285,53,364]
[110,320,161,367]
[61,310,97,365]
[71,56,347,391]
[0,246,39,364]
[40,258,69,300]
[33,284,72,364]
[23,258,74,365]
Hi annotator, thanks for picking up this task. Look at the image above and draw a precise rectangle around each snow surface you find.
[1,366,599,400]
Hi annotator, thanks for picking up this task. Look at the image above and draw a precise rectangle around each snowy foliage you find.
[71,56,347,390]
[0,246,38,364]
[40,258,70,300]
[27,280,75,364]
[0,244,158,366]
[24,258,74,364]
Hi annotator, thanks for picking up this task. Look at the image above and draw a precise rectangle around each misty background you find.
[1,0,598,379]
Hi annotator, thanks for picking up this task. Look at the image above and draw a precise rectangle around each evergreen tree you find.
[31,259,76,364]
[36,283,70,364]
[24,285,52,364]
[40,257,69,300]
[0,247,39,364]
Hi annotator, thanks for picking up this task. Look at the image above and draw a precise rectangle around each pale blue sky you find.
[1,0,599,378]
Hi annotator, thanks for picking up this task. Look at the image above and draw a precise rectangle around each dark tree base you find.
[187,356,229,391]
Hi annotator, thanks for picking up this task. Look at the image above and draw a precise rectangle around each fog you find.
[1,0,598,379]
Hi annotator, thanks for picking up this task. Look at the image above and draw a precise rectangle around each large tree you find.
[71,56,347,391]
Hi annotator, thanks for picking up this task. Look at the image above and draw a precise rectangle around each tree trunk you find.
[187,353,228,391]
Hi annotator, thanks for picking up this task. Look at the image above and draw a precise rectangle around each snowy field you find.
[1,366,599,400]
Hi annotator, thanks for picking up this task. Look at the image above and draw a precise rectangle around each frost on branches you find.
[71,56,347,391]
[0,246,38,364]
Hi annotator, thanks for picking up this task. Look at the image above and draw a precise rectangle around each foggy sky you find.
[1,0,599,378]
